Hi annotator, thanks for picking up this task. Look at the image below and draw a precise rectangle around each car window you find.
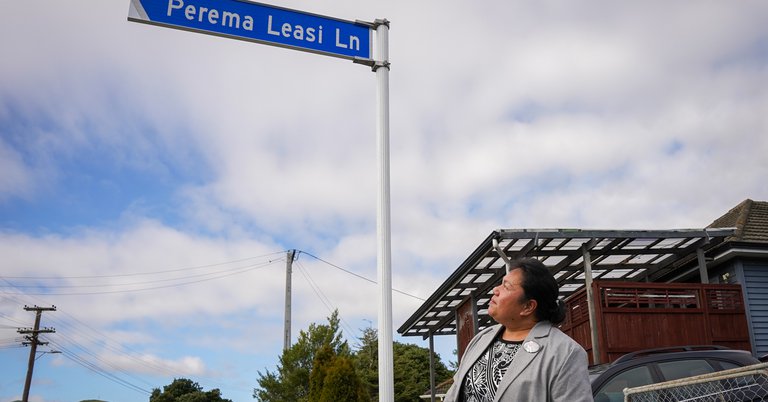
[594,366,654,402]
[657,359,715,381]
[718,361,740,371]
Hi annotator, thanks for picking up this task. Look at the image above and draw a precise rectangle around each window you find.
[594,366,654,402]
[718,361,741,371]
[657,359,715,381]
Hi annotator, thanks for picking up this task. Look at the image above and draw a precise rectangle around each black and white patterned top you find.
[460,337,522,402]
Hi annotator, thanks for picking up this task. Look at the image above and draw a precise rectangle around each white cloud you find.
[1,1,768,401]
[108,353,207,376]
[0,141,39,201]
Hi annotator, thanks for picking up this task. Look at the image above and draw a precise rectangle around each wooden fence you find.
[560,281,751,364]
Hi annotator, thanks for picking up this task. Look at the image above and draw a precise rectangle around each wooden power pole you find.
[18,305,56,402]
[284,250,296,351]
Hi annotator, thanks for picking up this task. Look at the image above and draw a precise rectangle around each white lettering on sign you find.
[267,15,323,44]
[335,28,360,51]
[167,0,254,31]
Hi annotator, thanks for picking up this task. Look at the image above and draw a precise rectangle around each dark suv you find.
[590,345,761,402]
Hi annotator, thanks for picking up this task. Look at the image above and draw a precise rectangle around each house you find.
[398,199,768,396]
[685,199,768,357]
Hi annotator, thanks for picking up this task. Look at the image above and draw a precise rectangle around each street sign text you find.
[129,0,372,60]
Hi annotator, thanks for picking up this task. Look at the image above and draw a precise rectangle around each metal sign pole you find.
[373,18,394,402]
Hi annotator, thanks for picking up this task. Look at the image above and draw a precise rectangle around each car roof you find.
[612,345,732,364]
[590,345,757,371]
[589,345,760,387]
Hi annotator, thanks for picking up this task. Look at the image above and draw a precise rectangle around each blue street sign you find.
[128,0,372,60]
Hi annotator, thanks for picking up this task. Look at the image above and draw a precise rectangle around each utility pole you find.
[18,305,56,402]
[284,250,296,351]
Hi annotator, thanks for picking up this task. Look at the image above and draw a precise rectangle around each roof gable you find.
[708,199,768,243]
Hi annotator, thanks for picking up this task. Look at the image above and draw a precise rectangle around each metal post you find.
[492,238,512,274]
[582,247,601,364]
[428,333,436,402]
[284,250,295,351]
[696,248,709,284]
[373,18,394,402]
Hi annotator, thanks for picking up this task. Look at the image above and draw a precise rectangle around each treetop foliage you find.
[150,378,232,402]
[255,311,453,402]
[254,310,349,402]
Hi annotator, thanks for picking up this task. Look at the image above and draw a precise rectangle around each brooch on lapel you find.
[523,340,540,353]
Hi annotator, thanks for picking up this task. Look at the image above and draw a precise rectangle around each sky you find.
[1,0,767,401]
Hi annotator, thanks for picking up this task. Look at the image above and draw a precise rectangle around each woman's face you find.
[488,268,530,324]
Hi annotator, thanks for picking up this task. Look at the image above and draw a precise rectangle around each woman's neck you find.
[501,322,536,342]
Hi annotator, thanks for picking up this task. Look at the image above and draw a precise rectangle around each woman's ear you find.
[521,299,538,317]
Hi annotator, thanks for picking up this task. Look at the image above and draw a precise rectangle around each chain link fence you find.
[624,362,768,402]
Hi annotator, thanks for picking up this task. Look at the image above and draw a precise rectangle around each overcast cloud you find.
[1,1,767,401]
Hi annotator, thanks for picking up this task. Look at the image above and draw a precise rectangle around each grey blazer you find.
[444,321,592,402]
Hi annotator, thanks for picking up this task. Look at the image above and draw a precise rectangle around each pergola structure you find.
[398,228,735,401]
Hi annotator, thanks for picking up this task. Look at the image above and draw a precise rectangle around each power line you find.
[0,334,25,349]
[0,314,30,326]
[295,261,359,341]
[298,250,426,301]
[46,332,157,389]
[53,343,151,395]
[1,251,288,280]
[1,263,260,288]
[9,300,224,397]
[1,259,281,296]
[38,302,203,396]
[0,254,286,396]
[2,250,424,300]
[1,248,423,398]
[44,310,188,381]
[46,310,235,389]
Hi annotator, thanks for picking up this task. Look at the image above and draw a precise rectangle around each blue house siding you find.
[743,261,768,357]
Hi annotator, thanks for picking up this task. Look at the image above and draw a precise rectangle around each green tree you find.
[308,344,335,400]
[309,344,370,402]
[254,310,350,402]
[353,327,380,397]
[318,356,369,402]
[354,328,453,402]
[150,378,232,402]
[393,342,452,401]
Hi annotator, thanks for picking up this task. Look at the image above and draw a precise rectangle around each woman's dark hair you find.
[511,257,566,325]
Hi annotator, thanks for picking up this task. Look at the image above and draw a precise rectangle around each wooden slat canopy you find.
[398,228,735,339]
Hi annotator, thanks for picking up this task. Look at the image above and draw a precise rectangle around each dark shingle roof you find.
[708,199,768,243]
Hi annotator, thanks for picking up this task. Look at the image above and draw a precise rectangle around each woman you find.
[444,258,592,402]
